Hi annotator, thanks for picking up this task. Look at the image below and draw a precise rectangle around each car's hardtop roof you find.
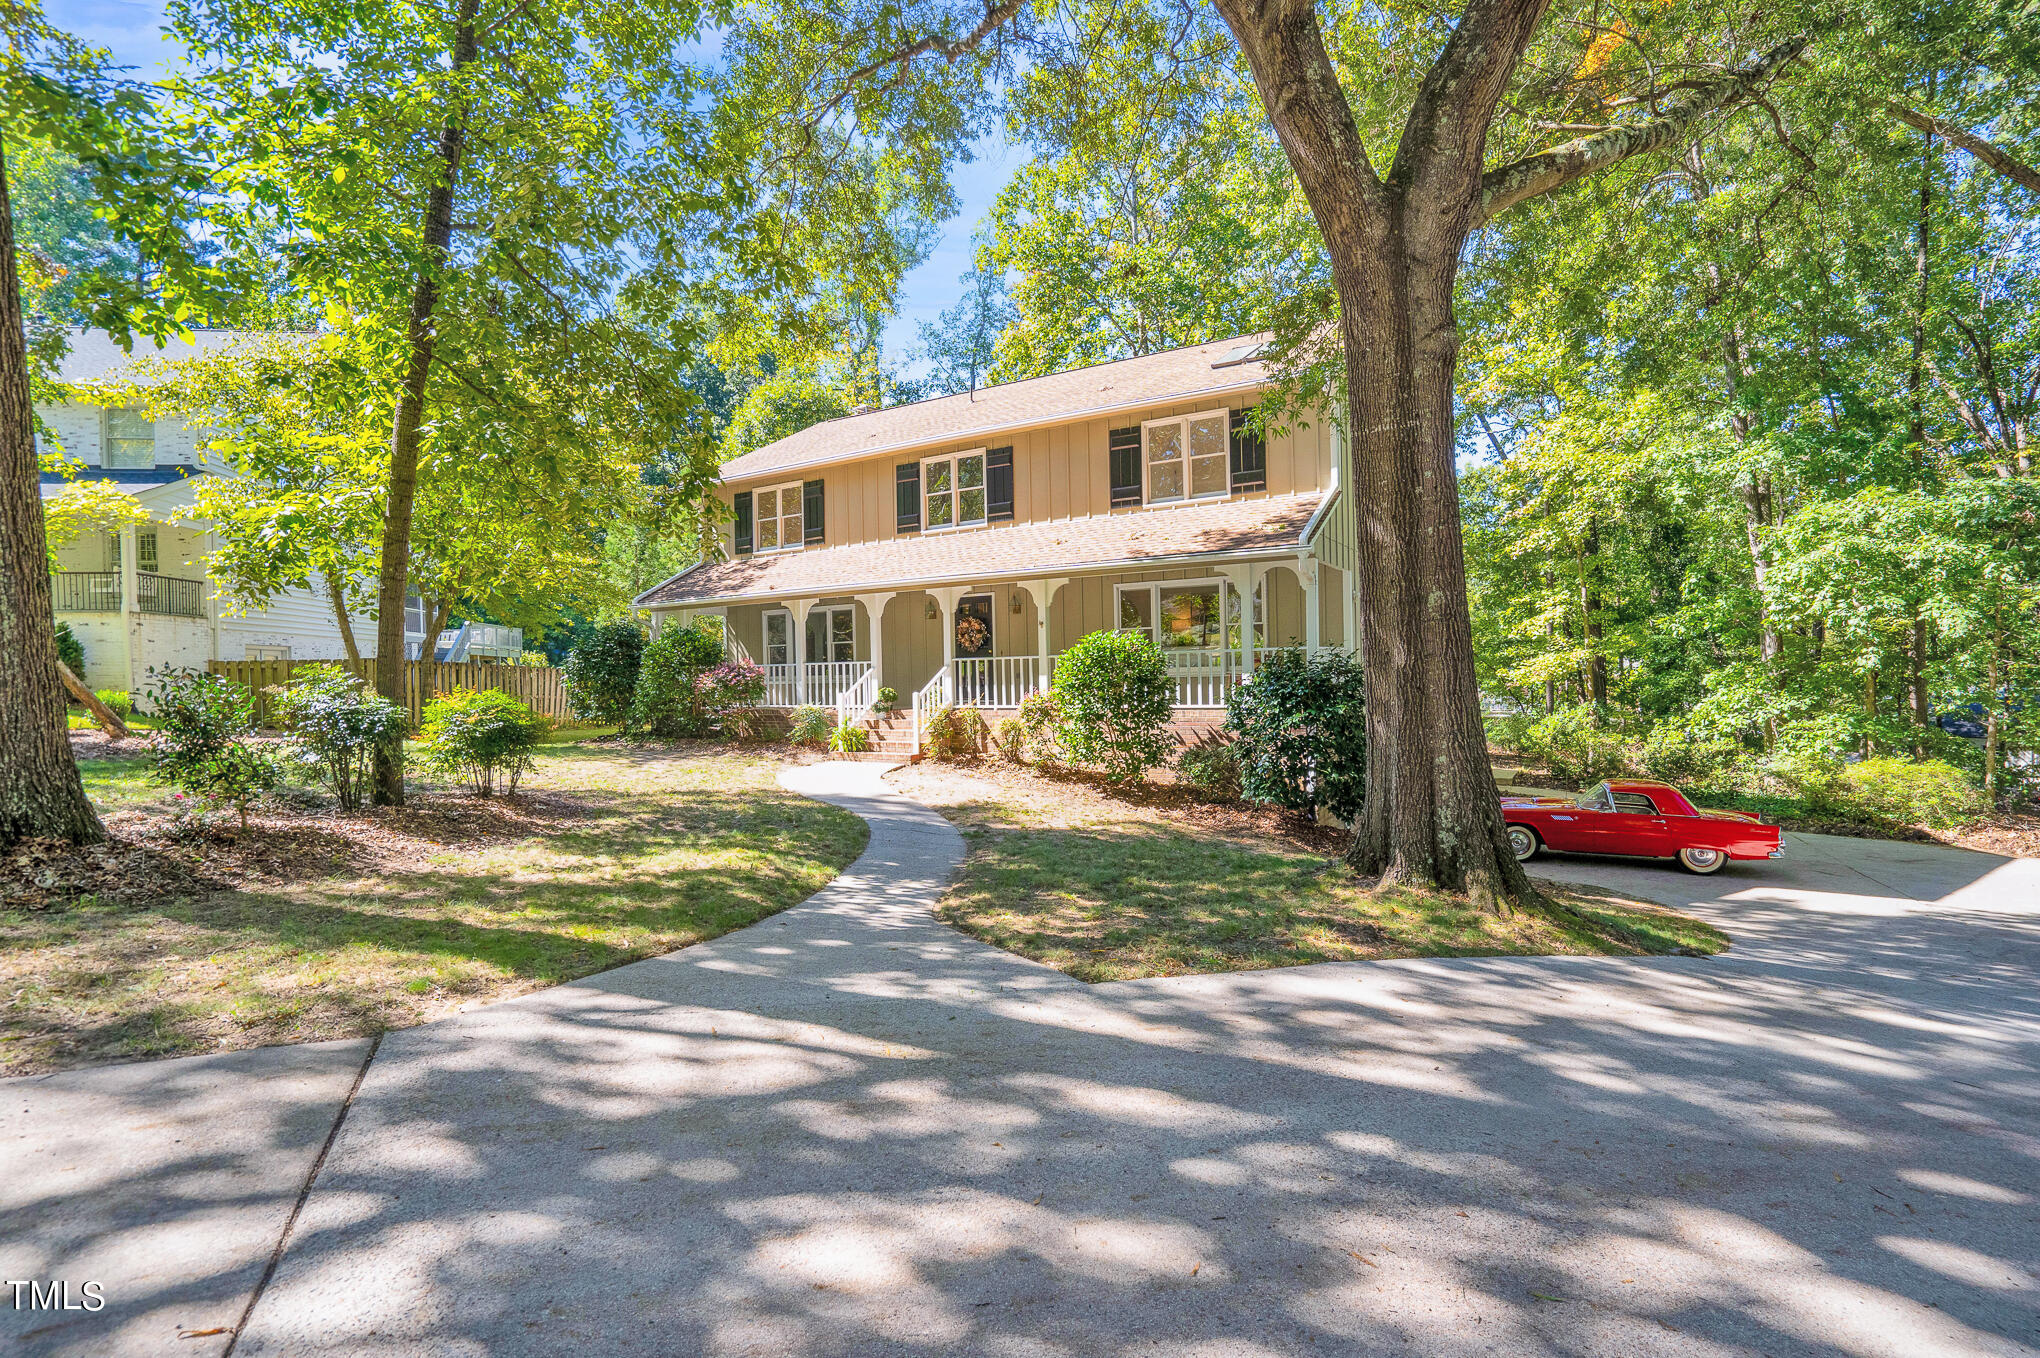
[1603,779,1686,795]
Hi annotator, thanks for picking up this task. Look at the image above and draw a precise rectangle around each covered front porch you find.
[663,553,1357,727]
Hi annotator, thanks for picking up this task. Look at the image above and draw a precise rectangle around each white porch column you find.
[928,586,969,700]
[854,592,894,692]
[118,521,141,690]
[789,598,817,703]
[1300,554,1321,652]
[1216,564,1256,679]
[1015,577,1067,691]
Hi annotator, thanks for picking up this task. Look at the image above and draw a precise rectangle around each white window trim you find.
[920,448,988,534]
[1140,408,1231,506]
[103,406,156,470]
[806,604,857,664]
[763,608,794,666]
[1115,577,1261,648]
[754,481,805,553]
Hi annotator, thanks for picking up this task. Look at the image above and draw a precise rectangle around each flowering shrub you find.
[698,659,767,735]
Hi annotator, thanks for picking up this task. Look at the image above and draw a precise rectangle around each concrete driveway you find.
[5,762,2036,1357]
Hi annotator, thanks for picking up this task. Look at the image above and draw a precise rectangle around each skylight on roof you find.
[1211,342,1267,368]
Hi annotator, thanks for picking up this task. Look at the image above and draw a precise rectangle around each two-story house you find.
[40,330,452,692]
[633,337,1359,744]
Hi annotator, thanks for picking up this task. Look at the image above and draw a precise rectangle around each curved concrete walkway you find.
[7,761,2039,1357]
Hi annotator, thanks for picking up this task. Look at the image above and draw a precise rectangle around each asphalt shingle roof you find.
[635,490,1326,608]
[720,335,1272,481]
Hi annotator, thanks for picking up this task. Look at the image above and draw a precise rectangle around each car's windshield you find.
[1575,783,1612,812]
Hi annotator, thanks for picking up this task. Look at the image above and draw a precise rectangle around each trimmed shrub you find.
[925,704,989,759]
[631,621,726,737]
[140,666,279,829]
[1832,758,1982,829]
[94,689,134,718]
[828,722,872,754]
[54,621,85,675]
[1176,740,1243,801]
[1050,630,1173,783]
[1224,646,1365,820]
[787,705,834,747]
[419,688,552,796]
[272,663,408,811]
[1013,691,1061,764]
[561,622,645,725]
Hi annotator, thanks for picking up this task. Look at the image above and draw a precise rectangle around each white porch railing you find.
[804,661,867,708]
[835,665,877,730]
[760,664,798,707]
[951,655,1050,709]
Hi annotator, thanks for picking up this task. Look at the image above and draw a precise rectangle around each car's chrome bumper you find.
[1768,847,1785,858]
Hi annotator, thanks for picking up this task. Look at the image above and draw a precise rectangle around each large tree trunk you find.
[1580,520,1607,714]
[0,143,106,846]
[370,0,480,805]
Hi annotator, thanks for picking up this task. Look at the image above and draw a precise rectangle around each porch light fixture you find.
[925,599,938,619]
[1009,593,1022,614]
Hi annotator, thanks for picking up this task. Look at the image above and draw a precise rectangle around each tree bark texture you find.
[0,143,107,845]
[1215,0,1549,908]
[370,0,481,805]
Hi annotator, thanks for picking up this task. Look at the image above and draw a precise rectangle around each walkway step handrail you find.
[909,669,949,756]
[835,666,877,732]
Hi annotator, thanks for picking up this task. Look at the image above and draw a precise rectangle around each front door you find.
[954,594,993,658]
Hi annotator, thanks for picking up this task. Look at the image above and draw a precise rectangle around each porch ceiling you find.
[636,490,1327,609]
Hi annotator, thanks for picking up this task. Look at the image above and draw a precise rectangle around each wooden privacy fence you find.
[206,658,571,729]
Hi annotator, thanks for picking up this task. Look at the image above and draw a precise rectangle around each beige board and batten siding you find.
[719,394,1336,555]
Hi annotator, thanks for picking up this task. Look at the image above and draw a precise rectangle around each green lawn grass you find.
[894,764,1727,984]
[2,742,866,1074]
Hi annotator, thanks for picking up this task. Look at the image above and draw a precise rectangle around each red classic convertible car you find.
[1501,778,1783,874]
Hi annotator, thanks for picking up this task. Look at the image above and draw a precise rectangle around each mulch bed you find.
[889,756,1351,855]
[2,789,593,913]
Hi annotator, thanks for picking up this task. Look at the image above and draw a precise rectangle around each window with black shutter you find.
[1229,407,1266,492]
[896,462,920,532]
[986,446,1014,521]
[733,490,753,554]
[1109,426,1142,507]
[803,479,825,544]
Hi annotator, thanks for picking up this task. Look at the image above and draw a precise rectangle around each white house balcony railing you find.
[835,666,877,730]
[50,570,204,619]
[805,661,868,708]
[931,645,1335,714]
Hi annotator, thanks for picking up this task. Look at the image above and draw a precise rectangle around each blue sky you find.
[44,0,1015,369]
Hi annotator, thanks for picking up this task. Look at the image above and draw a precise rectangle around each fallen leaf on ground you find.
[1348,1251,1378,1268]
[179,1327,229,1338]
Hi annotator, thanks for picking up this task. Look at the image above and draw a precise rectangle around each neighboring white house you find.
[37,329,432,692]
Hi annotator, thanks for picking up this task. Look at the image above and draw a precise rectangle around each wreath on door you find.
[955,614,990,654]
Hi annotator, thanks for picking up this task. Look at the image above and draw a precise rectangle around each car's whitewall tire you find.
[1677,846,1727,875]
[1507,825,1540,862]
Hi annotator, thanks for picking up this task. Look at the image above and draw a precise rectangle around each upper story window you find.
[922,449,986,531]
[109,528,159,573]
[754,481,805,552]
[1143,409,1230,504]
[104,407,155,469]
